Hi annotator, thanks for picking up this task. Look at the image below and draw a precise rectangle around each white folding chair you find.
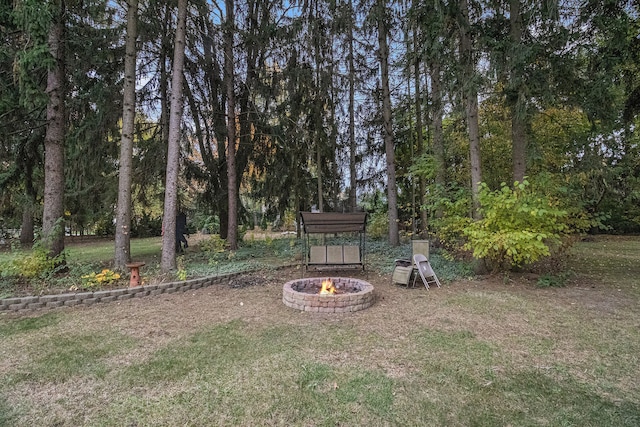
[413,254,442,289]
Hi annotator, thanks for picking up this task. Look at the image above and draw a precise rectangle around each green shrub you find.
[176,256,187,281]
[193,214,219,234]
[131,213,162,237]
[463,180,571,270]
[1,244,65,280]
[80,269,121,289]
[282,209,297,230]
[200,234,226,253]
[430,188,472,253]
[367,211,389,239]
[537,271,573,288]
[94,216,115,236]
[199,234,227,265]
[0,257,18,281]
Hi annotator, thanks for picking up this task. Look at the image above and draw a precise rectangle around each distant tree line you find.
[0,0,638,271]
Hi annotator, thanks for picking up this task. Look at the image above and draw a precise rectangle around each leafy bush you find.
[1,242,66,281]
[237,235,300,260]
[429,187,473,253]
[367,211,389,239]
[94,216,115,236]
[176,256,187,281]
[80,269,121,289]
[193,214,219,235]
[463,180,571,270]
[0,257,18,283]
[199,234,227,265]
[200,234,227,253]
[132,213,162,237]
[528,172,610,234]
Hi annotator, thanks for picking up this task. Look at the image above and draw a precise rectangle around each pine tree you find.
[115,0,139,270]
[376,0,399,245]
[42,0,66,259]
[225,0,238,249]
[161,0,188,273]
[458,0,482,218]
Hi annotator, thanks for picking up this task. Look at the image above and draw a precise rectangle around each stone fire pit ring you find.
[282,277,375,313]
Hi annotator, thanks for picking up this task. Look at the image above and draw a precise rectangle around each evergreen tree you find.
[0,0,45,245]
[376,0,399,245]
[115,0,139,270]
[458,0,482,218]
[161,0,188,272]
[42,0,66,259]
[225,0,238,249]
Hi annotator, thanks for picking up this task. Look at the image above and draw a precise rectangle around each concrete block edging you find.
[0,263,297,314]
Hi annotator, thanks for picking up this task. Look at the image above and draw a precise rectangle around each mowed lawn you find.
[0,236,639,426]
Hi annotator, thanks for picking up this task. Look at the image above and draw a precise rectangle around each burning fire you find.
[319,279,337,295]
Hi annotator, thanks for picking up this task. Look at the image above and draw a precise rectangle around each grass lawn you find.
[0,236,639,426]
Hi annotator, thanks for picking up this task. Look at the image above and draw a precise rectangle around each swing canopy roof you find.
[299,212,368,234]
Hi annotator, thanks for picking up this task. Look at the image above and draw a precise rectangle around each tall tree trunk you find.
[20,161,37,246]
[460,0,482,219]
[296,192,302,238]
[115,0,138,270]
[312,0,324,213]
[510,0,527,183]
[159,2,171,149]
[430,61,446,218]
[317,143,323,212]
[236,0,262,229]
[414,32,428,231]
[405,24,416,235]
[329,31,340,211]
[348,0,357,212]
[225,0,238,249]
[377,0,399,246]
[467,93,482,218]
[19,202,34,246]
[199,16,228,240]
[161,0,188,273]
[511,113,527,182]
[42,0,66,259]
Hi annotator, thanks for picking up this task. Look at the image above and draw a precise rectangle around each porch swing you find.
[299,211,368,271]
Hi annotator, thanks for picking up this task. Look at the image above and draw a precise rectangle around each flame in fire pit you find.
[319,279,337,294]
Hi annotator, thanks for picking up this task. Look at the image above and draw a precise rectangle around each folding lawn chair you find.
[413,254,442,289]
[392,259,414,286]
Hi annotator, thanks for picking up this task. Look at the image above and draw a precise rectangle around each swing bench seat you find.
[300,212,367,271]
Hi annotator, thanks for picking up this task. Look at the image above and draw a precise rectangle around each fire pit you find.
[282,277,375,313]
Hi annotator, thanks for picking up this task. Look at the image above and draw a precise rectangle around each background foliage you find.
[0,0,638,273]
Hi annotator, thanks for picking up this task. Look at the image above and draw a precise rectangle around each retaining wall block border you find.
[1,263,297,314]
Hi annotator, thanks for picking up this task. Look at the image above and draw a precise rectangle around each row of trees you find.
[1,0,638,272]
